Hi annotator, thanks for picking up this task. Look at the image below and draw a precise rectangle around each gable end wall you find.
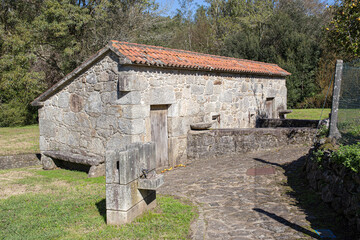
[39,52,130,159]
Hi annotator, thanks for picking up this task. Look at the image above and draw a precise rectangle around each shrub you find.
[331,142,360,173]
[317,125,329,138]
[312,149,324,164]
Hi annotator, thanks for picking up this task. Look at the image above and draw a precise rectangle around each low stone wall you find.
[187,128,316,159]
[305,147,360,232]
[0,154,41,170]
[257,118,319,128]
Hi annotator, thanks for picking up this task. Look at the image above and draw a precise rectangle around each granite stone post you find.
[105,142,163,225]
[329,60,343,139]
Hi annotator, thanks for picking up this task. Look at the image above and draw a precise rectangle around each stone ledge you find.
[190,122,213,130]
[187,128,317,159]
[138,174,164,190]
[43,151,103,166]
[0,153,41,170]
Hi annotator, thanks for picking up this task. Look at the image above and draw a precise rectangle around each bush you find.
[331,142,360,173]
[312,149,324,164]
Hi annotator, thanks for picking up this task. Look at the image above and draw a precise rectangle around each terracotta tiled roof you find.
[110,40,290,77]
[31,41,290,106]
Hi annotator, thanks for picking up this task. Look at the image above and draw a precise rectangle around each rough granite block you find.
[118,74,142,91]
[138,174,164,190]
[41,154,56,170]
[118,149,140,184]
[138,142,156,172]
[106,182,153,211]
[149,86,176,105]
[105,150,119,184]
[88,163,105,178]
[118,118,145,135]
[106,196,156,225]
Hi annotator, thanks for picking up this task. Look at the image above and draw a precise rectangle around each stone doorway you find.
[150,105,169,168]
[265,98,274,118]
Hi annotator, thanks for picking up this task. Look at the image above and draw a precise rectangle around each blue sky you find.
[156,0,336,17]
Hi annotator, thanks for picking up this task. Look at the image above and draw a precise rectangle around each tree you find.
[0,0,161,126]
[0,0,45,126]
[222,0,327,108]
[325,0,360,59]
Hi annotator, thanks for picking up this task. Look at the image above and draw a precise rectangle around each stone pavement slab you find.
[158,145,320,239]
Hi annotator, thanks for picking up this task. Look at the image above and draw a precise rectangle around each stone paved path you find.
[158,145,322,240]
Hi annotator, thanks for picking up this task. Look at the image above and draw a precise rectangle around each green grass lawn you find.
[0,124,39,156]
[287,108,331,120]
[337,109,360,144]
[0,167,197,240]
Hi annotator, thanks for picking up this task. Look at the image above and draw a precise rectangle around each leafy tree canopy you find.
[326,0,360,60]
[0,0,348,126]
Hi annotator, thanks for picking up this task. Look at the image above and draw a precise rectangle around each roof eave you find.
[116,62,291,77]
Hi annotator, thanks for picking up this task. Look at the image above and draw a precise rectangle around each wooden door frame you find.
[150,105,169,168]
[265,98,275,119]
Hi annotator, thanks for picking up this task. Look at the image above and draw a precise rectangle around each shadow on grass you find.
[96,198,107,223]
[253,155,356,239]
[339,131,360,145]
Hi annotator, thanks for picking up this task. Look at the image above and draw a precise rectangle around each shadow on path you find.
[253,208,320,239]
[253,155,355,239]
[253,157,282,168]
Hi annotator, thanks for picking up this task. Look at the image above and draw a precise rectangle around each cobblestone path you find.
[159,145,330,240]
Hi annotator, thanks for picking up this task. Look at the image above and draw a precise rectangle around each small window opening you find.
[212,114,220,123]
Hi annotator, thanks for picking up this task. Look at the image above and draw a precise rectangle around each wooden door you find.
[150,105,168,168]
[265,98,274,118]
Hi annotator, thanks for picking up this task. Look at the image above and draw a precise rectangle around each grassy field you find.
[287,108,331,120]
[0,167,196,240]
[0,124,39,156]
[337,109,360,144]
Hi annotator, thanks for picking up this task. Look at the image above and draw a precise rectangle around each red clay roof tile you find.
[110,40,290,77]
[31,41,290,106]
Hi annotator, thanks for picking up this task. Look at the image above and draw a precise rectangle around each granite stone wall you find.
[39,52,287,168]
[119,66,287,165]
[187,128,316,159]
[305,145,360,232]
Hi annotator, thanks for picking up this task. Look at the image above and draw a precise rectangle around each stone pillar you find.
[329,60,343,139]
[105,142,163,225]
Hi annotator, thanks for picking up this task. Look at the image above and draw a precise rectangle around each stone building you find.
[31,40,290,175]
